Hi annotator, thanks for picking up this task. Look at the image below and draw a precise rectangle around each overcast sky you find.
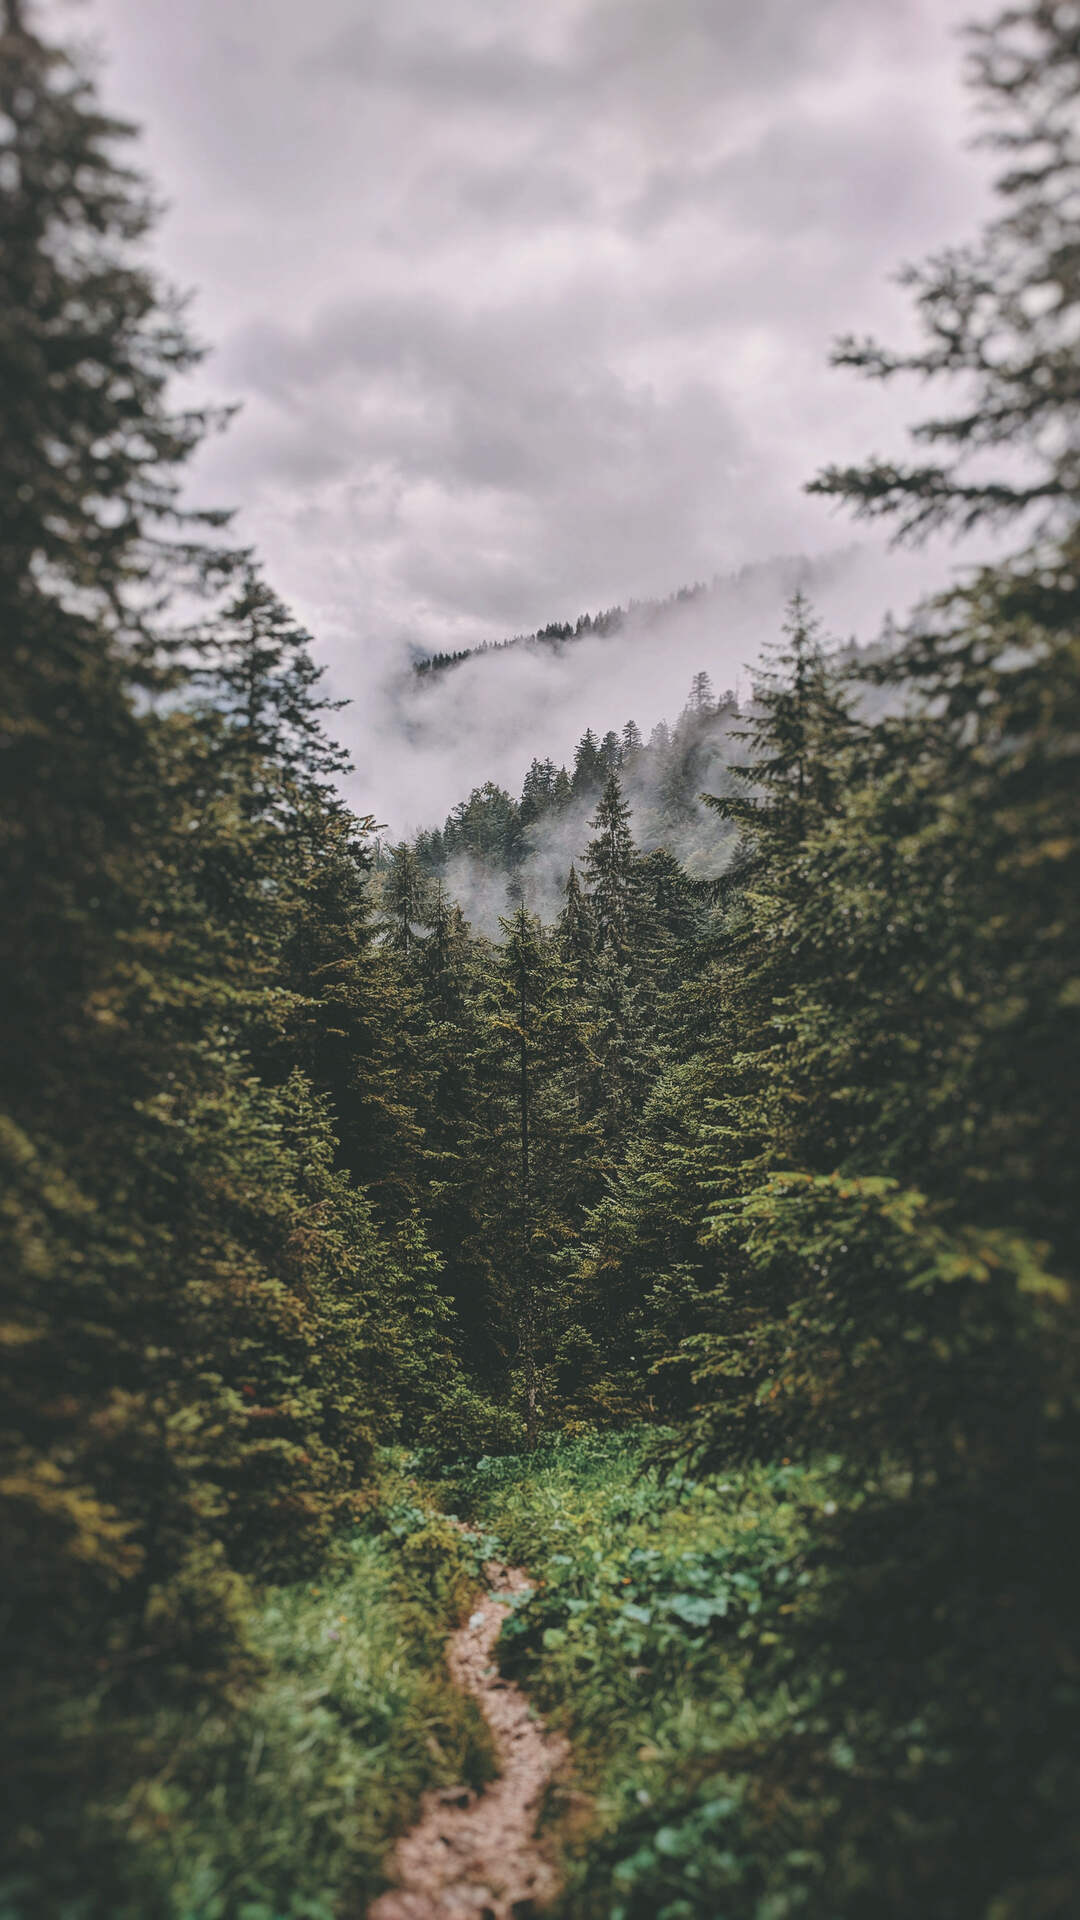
[55,0,1003,827]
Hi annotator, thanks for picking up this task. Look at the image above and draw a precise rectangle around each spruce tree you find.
[707,591,854,860]
[558,863,595,983]
[599,728,622,773]
[467,907,599,1441]
[688,670,715,713]
[0,13,459,1902]
[191,565,351,827]
[520,756,558,828]
[0,0,228,622]
[380,841,430,955]
[571,726,606,797]
[571,1055,717,1417]
[670,13,1080,1906]
[583,772,638,961]
[809,0,1080,548]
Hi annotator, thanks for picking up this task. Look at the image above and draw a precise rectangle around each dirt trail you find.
[368,1550,569,1920]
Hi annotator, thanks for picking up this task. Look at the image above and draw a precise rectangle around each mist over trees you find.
[2,2,1077,1917]
[399,670,746,930]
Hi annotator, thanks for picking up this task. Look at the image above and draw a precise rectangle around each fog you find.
[343,536,973,841]
[70,0,1003,851]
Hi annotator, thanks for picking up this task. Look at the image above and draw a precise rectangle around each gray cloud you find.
[57,0,1002,828]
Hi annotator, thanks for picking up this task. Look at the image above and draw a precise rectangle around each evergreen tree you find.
[571,727,606,797]
[599,728,622,773]
[420,879,473,1018]
[191,565,350,827]
[557,863,596,982]
[411,884,496,1377]
[381,841,430,955]
[520,756,558,828]
[809,0,1080,549]
[669,12,1080,1907]
[707,591,854,860]
[0,13,467,1902]
[688,670,715,714]
[575,774,660,1156]
[580,948,656,1158]
[467,908,598,1442]
[414,824,447,871]
[582,773,638,961]
[443,780,523,866]
[636,847,708,998]
[654,727,699,831]
[270,817,427,1217]
[570,1055,717,1417]
[0,0,228,626]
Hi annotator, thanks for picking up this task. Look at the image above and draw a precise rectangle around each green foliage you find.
[566,1057,718,1419]
[5,1,1078,1913]
[456,1436,845,1920]
[808,0,1080,543]
[462,905,603,1440]
[0,8,483,1907]
[9,1518,494,1920]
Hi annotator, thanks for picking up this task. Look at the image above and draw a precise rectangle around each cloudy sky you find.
[60,0,1002,827]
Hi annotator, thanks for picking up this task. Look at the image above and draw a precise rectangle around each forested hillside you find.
[409,562,845,681]
[2,3,1078,1918]
[396,672,743,927]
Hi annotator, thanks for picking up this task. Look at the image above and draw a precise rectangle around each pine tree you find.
[809,0,1080,548]
[0,0,228,625]
[581,949,655,1156]
[381,841,430,955]
[520,756,558,828]
[582,772,638,962]
[268,815,427,1217]
[467,908,599,1442]
[558,863,596,982]
[443,780,523,866]
[419,879,472,1017]
[707,591,854,860]
[571,1055,717,1417]
[688,670,715,714]
[599,728,622,774]
[669,14,1080,1905]
[636,847,707,997]
[571,726,606,797]
[0,13,462,1902]
[575,773,661,1156]
[411,883,494,1372]
[191,565,351,826]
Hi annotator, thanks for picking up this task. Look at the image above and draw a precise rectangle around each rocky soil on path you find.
[368,1553,569,1920]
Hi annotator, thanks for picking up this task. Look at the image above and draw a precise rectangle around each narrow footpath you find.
[369,1550,569,1920]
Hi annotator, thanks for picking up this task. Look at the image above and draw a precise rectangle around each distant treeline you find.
[409,574,796,679]
[402,669,733,880]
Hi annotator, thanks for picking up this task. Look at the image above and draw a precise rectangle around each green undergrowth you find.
[452,1432,1079,1917]
[449,1431,855,1920]
[13,1462,495,1920]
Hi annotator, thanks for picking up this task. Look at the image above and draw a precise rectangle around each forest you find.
[1,1,1077,1916]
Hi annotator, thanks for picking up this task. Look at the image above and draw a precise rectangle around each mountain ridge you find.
[409,550,856,681]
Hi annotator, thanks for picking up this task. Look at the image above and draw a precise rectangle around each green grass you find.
[449,1432,848,1920]
[23,1469,496,1920]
